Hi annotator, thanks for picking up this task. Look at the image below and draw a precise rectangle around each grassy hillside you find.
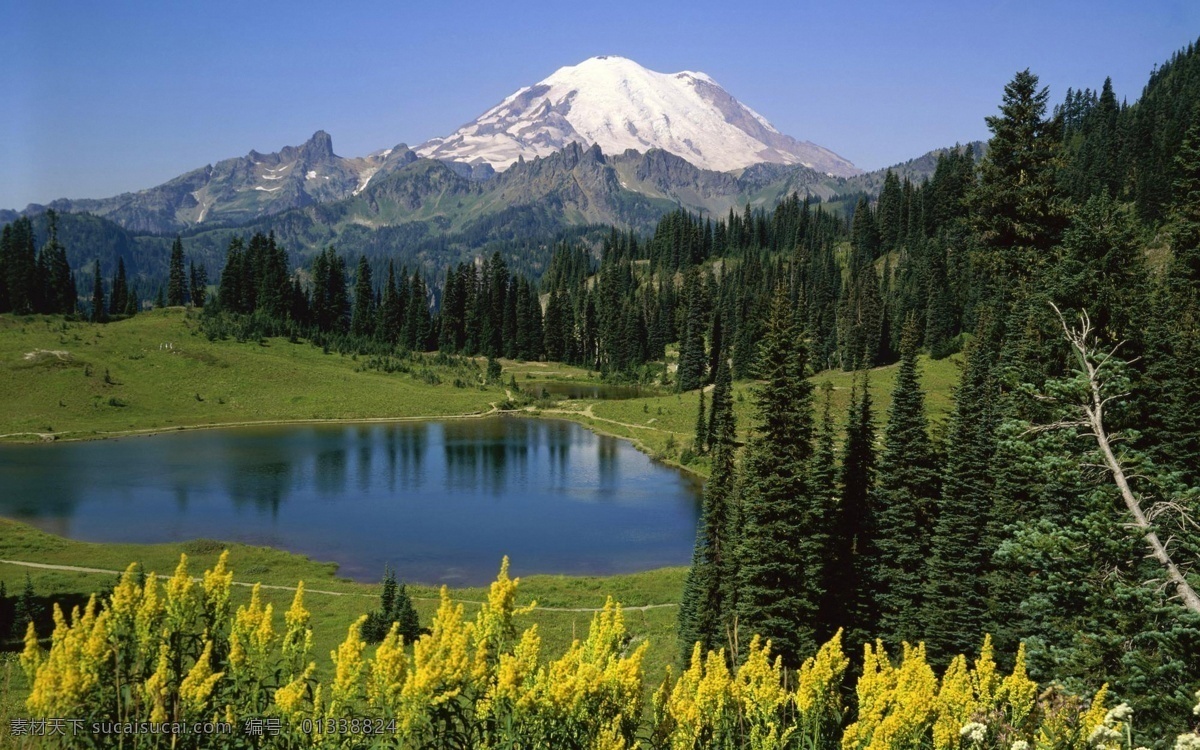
[0,309,501,441]
[542,354,960,478]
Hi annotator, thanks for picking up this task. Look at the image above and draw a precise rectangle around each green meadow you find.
[0,309,959,713]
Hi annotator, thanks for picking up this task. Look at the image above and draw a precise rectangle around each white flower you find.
[1011,741,1030,750]
[1089,725,1121,748]
[1105,702,1132,724]
[960,722,987,744]
[1175,733,1200,750]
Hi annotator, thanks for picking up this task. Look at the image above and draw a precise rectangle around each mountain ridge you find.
[416,56,860,176]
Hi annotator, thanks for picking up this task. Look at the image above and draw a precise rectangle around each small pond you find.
[0,417,703,585]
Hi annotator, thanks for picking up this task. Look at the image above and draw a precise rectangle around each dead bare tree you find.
[1042,303,1200,614]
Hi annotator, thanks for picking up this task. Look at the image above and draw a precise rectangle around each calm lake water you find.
[0,417,703,585]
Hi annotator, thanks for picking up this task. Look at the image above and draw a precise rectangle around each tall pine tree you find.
[871,318,938,646]
[167,236,187,306]
[734,288,825,667]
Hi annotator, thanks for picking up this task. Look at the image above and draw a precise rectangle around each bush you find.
[362,566,422,644]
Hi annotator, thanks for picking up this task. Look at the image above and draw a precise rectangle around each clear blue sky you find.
[2,0,1198,209]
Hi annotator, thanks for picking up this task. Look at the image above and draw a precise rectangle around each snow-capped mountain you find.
[417,56,860,177]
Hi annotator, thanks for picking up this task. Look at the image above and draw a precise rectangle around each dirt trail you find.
[0,558,676,612]
[540,404,676,434]
[0,405,506,444]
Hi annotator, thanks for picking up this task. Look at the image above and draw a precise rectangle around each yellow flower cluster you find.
[21,553,1195,750]
[842,635,1118,750]
[656,631,849,750]
[24,598,110,717]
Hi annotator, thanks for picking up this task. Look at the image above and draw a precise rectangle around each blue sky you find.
[1,0,1198,209]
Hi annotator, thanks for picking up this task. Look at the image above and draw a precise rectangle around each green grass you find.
[0,519,683,714]
[548,354,961,477]
[0,309,501,440]
[0,311,962,714]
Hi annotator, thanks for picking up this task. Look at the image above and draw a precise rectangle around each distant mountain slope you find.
[20,132,415,235]
[416,56,860,176]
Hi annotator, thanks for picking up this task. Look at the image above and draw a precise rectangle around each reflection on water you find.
[0,417,702,585]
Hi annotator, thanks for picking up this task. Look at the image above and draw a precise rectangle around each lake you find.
[0,417,703,585]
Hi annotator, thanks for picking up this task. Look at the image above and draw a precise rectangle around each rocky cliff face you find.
[24,132,414,235]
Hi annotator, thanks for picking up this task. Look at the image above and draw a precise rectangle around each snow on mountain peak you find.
[416,56,859,176]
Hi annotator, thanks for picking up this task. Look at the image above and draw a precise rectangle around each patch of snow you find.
[306,170,317,180]
[353,166,379,195]
[414,55,858,176]
[262,174,284,180]
[254,186,281,192]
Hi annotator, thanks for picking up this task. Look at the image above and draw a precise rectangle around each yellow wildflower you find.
[275,662,316,719]
[933,655,976,750]
[20,621,41,684]
[738,636,795,750]
[201,550,234,627]
[973,635,999,708]
[143,643,172,724]
[179,640,224,716]
[328,615,368,716]
[134,573,164,659]
[796,629,850,728]
[165,554,200,634]
[367,622,409,712]
[998,643,1038,729]
[282,581,312,676]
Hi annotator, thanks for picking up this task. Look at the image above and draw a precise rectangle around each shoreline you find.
[0,400,708,479]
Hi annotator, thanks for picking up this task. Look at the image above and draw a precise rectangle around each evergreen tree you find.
[402,271,432,351]
[872,318,938,646]
[707,356,734,453]
[110,258,129,318]
[39,210,74,314]
[676,270,708,391]
[3,218,38,314]
[167,236,187,306]
[923,332,999,662]
[810,381,838,514]
[378,261,403,344]
[972,69,1066,295]
[363,566,421,644]
[694,387,707,453]
[734,287,824,667]
[679,356,739,660]
[218,237,245,313]
[829,371,875,645]
[90,260,106,323]
[0,580,10,641]
[13,573,41,637]
[350,255,376,339]
[189,260,208,308]
[1151,120,1200,486]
